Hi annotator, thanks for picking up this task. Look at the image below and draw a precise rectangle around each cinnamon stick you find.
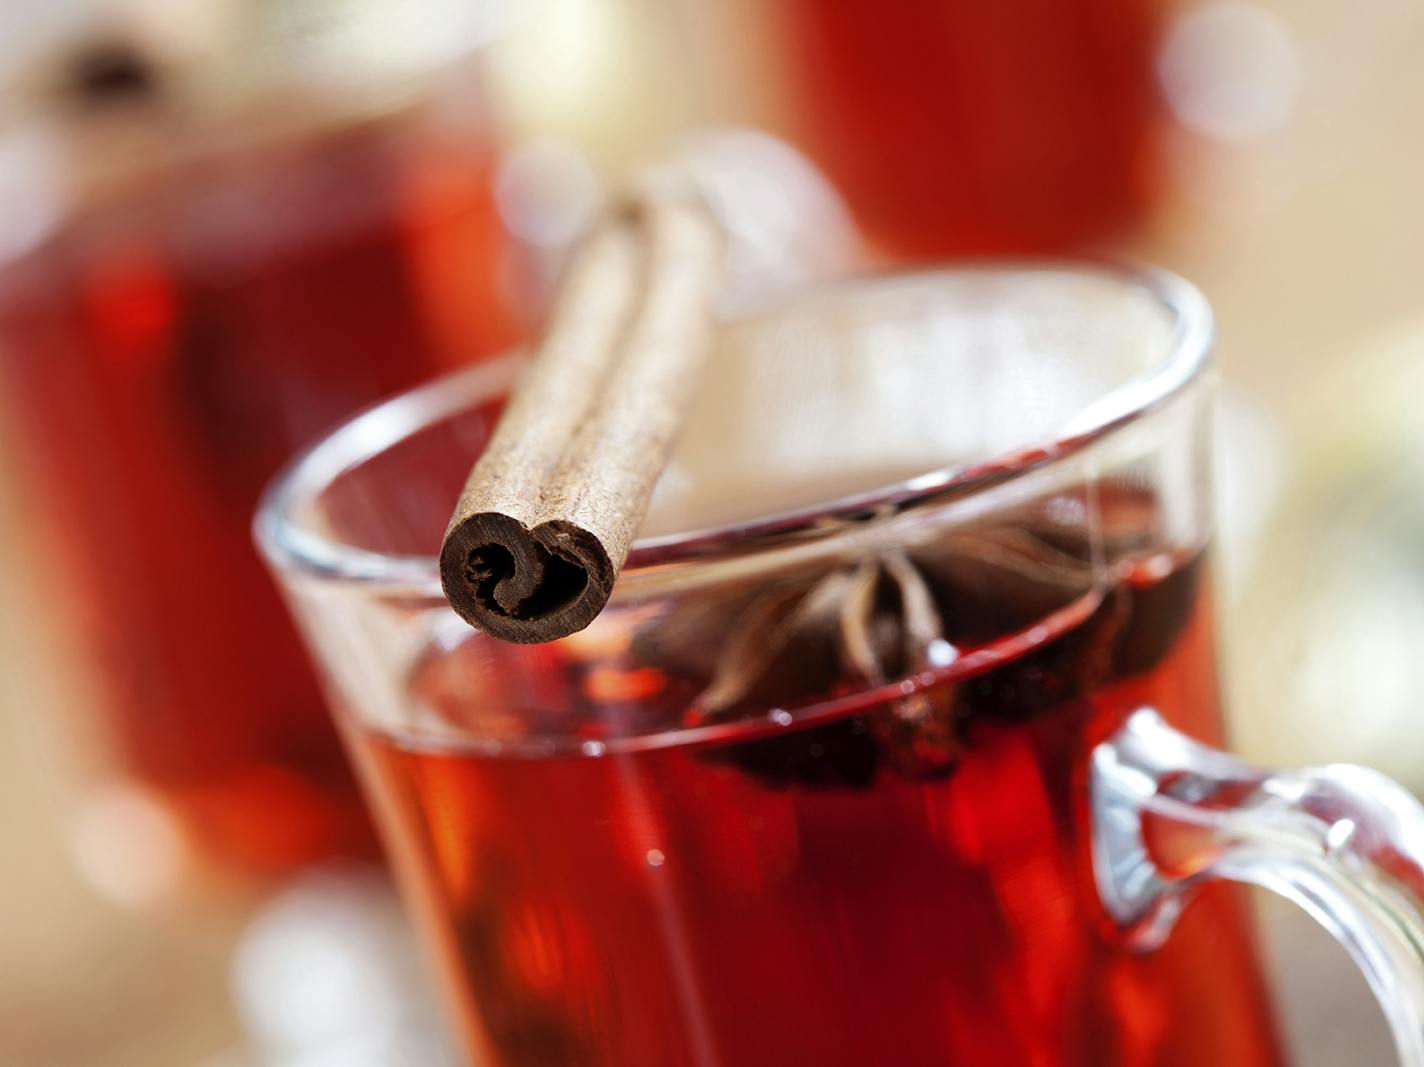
[439,189,724,643]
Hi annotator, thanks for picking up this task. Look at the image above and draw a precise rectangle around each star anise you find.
[634,510,1123,784]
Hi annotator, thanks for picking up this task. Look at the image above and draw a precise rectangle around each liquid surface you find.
[352,521,1284,1066]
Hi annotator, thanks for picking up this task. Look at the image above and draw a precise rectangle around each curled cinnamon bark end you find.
[440,513,615,645]
[439,186,725,643]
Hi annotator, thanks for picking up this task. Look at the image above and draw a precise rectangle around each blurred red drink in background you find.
[778,0,1166,257]
[0,41,526,877]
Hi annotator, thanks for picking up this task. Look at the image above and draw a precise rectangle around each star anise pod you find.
[634,511,1118,785]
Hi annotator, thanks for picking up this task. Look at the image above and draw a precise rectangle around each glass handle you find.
[1092,708,1424,1066]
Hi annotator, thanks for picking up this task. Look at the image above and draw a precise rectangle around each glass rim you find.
[254,260,1213,598]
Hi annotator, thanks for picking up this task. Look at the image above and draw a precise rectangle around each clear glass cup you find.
[257,264,1424,1066]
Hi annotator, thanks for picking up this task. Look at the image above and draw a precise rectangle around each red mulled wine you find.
[778,0,1166,258]
[349,496,1284,1066]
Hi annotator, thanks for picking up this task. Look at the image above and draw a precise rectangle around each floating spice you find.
[440,187,725,643]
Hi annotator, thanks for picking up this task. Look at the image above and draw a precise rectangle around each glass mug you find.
[258,265,1424,1066]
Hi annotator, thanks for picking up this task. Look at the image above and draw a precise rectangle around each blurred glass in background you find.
[0,0,528,880]
[772,0,1167,257]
